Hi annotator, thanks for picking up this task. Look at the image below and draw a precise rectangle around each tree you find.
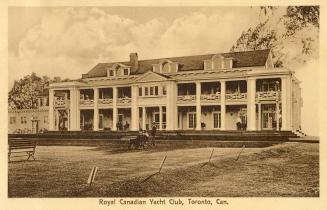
[8,73,71,109]
[230,6,319,67]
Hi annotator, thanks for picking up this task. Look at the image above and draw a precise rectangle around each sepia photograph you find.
[2,2,325,209]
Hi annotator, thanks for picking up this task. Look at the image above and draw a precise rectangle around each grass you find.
[8,142,319,197]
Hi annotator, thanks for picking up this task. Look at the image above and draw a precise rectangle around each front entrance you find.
[261,104,277,130]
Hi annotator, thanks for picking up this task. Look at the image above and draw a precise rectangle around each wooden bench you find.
[8,139,37,161]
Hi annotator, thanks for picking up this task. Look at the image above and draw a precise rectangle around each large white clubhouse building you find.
[48,49,302,132]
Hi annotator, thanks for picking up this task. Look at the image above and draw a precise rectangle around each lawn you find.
[8,142,319,197]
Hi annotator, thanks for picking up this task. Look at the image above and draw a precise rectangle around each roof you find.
[83,49,271,79]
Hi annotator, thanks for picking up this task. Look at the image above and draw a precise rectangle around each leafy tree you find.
[8,73,71,109]
[230,6,319,67]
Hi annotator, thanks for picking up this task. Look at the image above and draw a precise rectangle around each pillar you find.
[93,88,99,131]
[112,87,118,131]
[220,80,226,130]
[69,88,80,131]
[159,106,163,130]
[196,82,201,130]
[48,89,55,130]
[247,78,256,130]
[142,107,146,130]
[281,76,291,130]
[166,82,177,130]
[258,102,261,131]
[131,85,139,131]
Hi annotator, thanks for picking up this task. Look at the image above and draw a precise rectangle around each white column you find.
[131,85,139,131]
[159,106,163,130]
[93,88,99,131]
[281,77,291,130]
[142,107,146,130]
[258,102,261,131]
[112,87,118,131]
[69,88,80,131]
[247,78,256,130]
[166,82,177,130]
[196,82,201,130]
[48,89,55,130]
[220,80,226,130]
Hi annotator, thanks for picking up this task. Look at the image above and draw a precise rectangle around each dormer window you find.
[204,55,233,70]
[123,68,129,76]
[109,70,115,77]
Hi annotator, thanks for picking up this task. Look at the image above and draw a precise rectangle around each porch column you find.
[281,76,291,130]
[142,107,146,130]
[196,82,201,130]
[159,106,163,130]
[112,87,118,131]
[48,89,55,130]
[220,80,226,130]
[258,102,262,131]
[166,81,177,130]
[69,88,80,131]
[93,88,99,131]
[247,78,256,131]
[131,85,139,131]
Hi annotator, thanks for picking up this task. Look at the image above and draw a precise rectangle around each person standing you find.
[236,116,242,130]
[151,124,157,146]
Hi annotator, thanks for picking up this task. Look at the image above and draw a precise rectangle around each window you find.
[142,86,159,97]
[10,117,16,124]
[155,86,158,95]
[162,85,167,95]
[109,70,114,77]
[139,87,142,96]
[213,112,221,129]
[188,113,196,129]
[144,87,149,96]
[123,68,129,76]
[21,116,27,124]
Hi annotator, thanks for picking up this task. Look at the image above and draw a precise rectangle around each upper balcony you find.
[54,91,70,108]
[117,87,131,106]
[225,80,247,103]
[80,89,94,107]
[256,91,280,101]
[201,82,221,103]
[54,97,70,108]
[225,92,247,102]
[256,78,281,102]
[98,88,113,106]
[177,83,196,104]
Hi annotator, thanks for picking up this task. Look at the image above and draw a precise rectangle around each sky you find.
[8,6,262,87]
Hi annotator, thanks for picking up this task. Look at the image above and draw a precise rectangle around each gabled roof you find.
[83,49,271,79]
[135,71,172,83]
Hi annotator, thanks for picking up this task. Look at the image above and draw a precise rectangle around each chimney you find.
[129,52,138,72]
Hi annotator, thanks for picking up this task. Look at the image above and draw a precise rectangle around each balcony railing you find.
[225,93,247,101]
[80,99,94,106]
[177,95,196,103]
[201,93,221,102]
[152,122,166,130]
[118,97,131,104]
[54,97,69,108]
[256,91,280,101]
[98,98,113,105]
